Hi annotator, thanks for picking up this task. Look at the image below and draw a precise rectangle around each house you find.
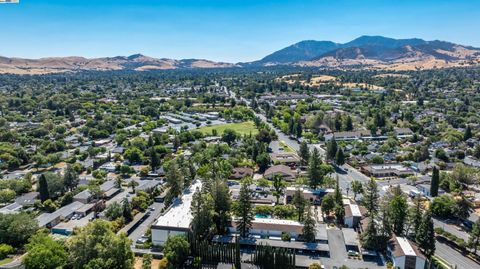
[361,164,414,178]
[464,156,480,168]
[36,201,85,228]
[229,217,303,239]
[284,187,333,205]
[99,162,117,172]
[100,180,120,199]
[394,127,414,138]
[416,184,445,197]
[73,189,92,204]
[264,165,296,181]
[230,167,254,180]
[270,152,301,167]
[148,167,166,177]
[387,236,426,269]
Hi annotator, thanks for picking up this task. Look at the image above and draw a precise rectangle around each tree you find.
[0,189,16,203]
[361,218,379,250]
[164,235,190,269]
[299,141,310,166]
[430,195,456,218]
[303,207,316,242]
[321,194,335,217]
[0,244,13,260]
[293,189,307,221]
[456,194,473,220]
[308,263,322,269]
[335,147,345,166]
[363,178,379,216]
[234,179,254,237]
[0,213,38,248]
[308,148,324,189]
[326,138,337,161]
[150,148,160,169]
[344,115,353,131]
[38,174,50,202]
[67,220,134,269]
[24,230,68,269]
[256,152,270,173]
[211,179,232,235]
[468,219,480,253]
[389,186,408,236]
[351,181,363,201]
[104,202,123,221]
[191,189,214,240]
[165,161,184,205]
[409,195,422,237]
[464,125,473,141]
[430,166,440,197]
[415,210,435,258]
[272,174,286,204]
[122,198,133,223]
[142,254,152,269]
[221,129,238,145]
[63,164,78,192]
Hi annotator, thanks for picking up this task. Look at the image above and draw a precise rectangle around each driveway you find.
[128,202,165,243]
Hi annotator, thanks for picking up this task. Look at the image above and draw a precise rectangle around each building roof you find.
[231,167,254,179]
[154,180,202,229]
[345,203,362,218]
[73,189,92,200]
[343,228,359,246]
[264,165,296,178]
[389,236,425,259]
[15,192,39,206]
[270,152,301,164]
[36,201,85,227]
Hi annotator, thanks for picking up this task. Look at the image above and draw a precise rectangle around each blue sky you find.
[0,0,479,62]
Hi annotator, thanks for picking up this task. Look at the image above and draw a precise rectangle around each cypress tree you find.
[416,210,436,258]
[38,174,50,202]
[335,147,345,166]
[430,166,439,197]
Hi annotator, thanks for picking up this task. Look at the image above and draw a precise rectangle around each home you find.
[387,236,426,269]
[284,187,333,205]
[73,189,93,204]
[361,164,414,178]
[270,152,301,167]
[36,201,85,228]
[416,184,445,197]
[15,192,39,207]
[230,167,254,180]
[264,165,296,181]
[344,203,363,228]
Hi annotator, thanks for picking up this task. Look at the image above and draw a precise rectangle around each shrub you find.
[0,244,14,259]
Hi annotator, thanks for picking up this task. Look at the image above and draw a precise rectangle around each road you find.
[436,240,480,269]
[128,202,165,243]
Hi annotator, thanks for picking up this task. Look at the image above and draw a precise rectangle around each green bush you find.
[0,244,14,259]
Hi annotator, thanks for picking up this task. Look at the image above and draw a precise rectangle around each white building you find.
[151,180,202,246]
[229,218,303,239]
[344,203,362,228]
[387,236,426,269]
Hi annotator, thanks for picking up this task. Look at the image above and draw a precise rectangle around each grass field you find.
[197,121,258,136]
[0,258,14,266]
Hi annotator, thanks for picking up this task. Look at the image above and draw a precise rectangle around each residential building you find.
[387,236,426,269]
[264,165,296,181]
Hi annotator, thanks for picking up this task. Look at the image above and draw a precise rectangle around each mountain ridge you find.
[1,36,480,74]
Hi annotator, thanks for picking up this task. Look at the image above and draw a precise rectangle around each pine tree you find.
[363,178,380,216]
[326,138,337,161]
[150,147,160,169]
[416,210,435,258]
[122,198,133,222]
[38,174,50,202]
[361,219,379,250]
[389,186,408,236]
[335,147,345,166]
[308,148,324,189]
[344,115,353,131]
[293,189,306,222]
[409,195,422,237]
[299,141,310,166]
[430,166,439,197]
[302,207,316,242]
[63,164,78,192]
[235,180,254,238]
[464,125,473,141]
[468,219,480,253]
[272,175,286,204]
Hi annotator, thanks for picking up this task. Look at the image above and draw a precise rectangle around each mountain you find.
[253,40,340,65]
[255,35,480,70]
[0,54,237,75]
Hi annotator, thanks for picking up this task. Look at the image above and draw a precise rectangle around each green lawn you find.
[197,121,258,136]
[0,258,14,266]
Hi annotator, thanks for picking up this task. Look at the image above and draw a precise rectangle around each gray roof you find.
[73,189,92,200]
[15,192,39,206]
[36,201,85,227]
[342,228,359,246]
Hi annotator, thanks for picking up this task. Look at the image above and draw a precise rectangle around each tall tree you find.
[191,189,214,240]
[308,148,324,189]
[363,178,380,216]
[211,179,231,235]
[38,174,50,202]
[272,175,286,204]
[416,210,435,258]
[299,141,310,166]
[302,206,316,242]
[122,198,133,223]
[464,125,473,141]
[409,195,423,237]
[361,219,379,250]
[293,189,307,221]
[326,138,338,162]
[150,147,160,169]
[164,235,190,269]
[430,166,439,197]
[351,181,363,201]
[456,194,473,220]
[234,179,254,238]
[63,164,78,192]
[335,147,345,166]
[468,219,480,253]
[165,161,184,205]
[389,186,408,236]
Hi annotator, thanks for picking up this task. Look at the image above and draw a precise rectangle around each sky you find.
[0,0,479,62]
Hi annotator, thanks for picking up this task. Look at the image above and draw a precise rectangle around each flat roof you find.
[252,218,302,226]
[342,228,359,246]
[397,236,416,256]
[349,204,362,217]
[154,180,202,229]
[315,224,328,241]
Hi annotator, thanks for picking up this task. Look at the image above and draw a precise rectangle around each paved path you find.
[436,240,480,269]
[128,202,165,243]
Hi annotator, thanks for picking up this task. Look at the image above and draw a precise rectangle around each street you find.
[128,202,165,244]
